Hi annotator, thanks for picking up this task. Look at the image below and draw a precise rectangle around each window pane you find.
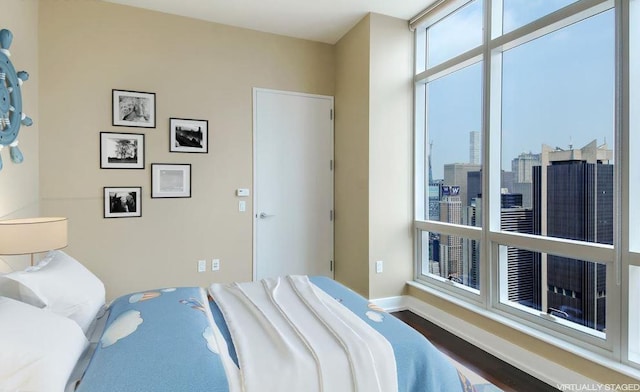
[501,0,578,35]
[426,62,483,225]
[427,0,483,69]
[420,230,480,291]
[499,246,606,333]
[500,11,615,245]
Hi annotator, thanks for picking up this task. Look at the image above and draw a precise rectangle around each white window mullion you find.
[415,220,482,241]
[490,231,614,264]
[489,0,613,53]
[624,0,639,368]
[483,0,496,311]
[414,47,483,84]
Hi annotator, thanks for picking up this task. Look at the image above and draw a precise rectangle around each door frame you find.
[252,87,335,281]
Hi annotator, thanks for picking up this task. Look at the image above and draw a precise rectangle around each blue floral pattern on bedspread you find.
[76,287,229,392]
[77,280,470,392]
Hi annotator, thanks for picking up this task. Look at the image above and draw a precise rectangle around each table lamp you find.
[0,217,68,266]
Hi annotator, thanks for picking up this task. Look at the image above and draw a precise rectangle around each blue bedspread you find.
[76,287,229,392]
[75,278,467,392]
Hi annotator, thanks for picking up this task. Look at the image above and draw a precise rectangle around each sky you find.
[424,0,615,180]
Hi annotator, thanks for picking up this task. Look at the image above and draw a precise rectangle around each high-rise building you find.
[444,163,481,211]
[439,188,463,280]
[427,141,442,220]
[466,170,518,210]
[500,195,537,307]
[512,152,541,183]
[468,193,534,294]
[428,182,442,220]
[469,131,481,165]
[511,152,541,209]
[532,140,612,331]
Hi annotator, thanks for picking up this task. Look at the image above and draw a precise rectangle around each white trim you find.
[371,286,640,385]
[414,220,482,240]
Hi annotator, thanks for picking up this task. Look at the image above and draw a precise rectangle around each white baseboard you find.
[371,294,597,388]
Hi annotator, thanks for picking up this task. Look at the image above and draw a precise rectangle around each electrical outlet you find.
[198,260,207,273]
[212,259,220,271]
[376,260,383,274]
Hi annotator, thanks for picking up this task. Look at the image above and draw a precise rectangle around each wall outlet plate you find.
[212,259,220,271]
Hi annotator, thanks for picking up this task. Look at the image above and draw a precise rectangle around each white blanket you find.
[209,276,398,392]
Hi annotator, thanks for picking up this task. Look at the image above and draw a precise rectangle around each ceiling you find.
[103,0,435,44]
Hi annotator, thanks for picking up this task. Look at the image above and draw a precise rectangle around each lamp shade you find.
[0,217,68,255]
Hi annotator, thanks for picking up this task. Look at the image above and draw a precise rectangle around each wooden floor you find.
[392,310,559,392]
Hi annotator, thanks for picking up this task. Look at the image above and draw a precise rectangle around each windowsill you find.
[404,280,640,384]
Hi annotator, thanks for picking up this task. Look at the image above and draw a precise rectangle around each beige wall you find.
[334,14,413,299]
[0,0,40,270]
[334,15,370,297]
[368,14,413,299]
[38,1,334,299]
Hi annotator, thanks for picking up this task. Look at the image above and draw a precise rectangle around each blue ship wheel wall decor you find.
[0,28,32,171]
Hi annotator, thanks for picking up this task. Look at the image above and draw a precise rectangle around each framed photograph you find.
[151,164,191,198]
[100,132,145,169]
[104,187,142,218]
[170,118,208,153]
[112,89,156,128]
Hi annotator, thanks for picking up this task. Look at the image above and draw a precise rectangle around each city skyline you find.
[426,6,614,181]
[426,141,611,331]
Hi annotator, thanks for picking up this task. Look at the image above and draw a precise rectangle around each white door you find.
[254,88,334,280]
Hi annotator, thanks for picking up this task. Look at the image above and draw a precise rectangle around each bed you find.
[0,251,475,392]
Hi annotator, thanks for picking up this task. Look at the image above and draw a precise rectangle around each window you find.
[426,0,483,68]
[498,246,607,335]
[414,0,633,369]
[500,0,578,35]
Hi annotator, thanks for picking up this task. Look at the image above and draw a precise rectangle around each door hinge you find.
[330,109,333,120]
[330,210,334,221]
[330,160,333,171]
[330,260,334,271]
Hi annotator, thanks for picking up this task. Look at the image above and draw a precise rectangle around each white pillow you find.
[4,250,105,333]
[0,296,88,392]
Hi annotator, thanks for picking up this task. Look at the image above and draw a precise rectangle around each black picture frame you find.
[151,163,192,198]
[112,89,156,128]
[104,187,142,218]
[169,118,208,153]
[100,132,145,169]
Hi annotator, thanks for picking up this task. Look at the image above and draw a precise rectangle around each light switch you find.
[237,188,250,197]
[239,200,246,212]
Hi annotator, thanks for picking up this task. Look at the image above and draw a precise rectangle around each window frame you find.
[413,0,629,364]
